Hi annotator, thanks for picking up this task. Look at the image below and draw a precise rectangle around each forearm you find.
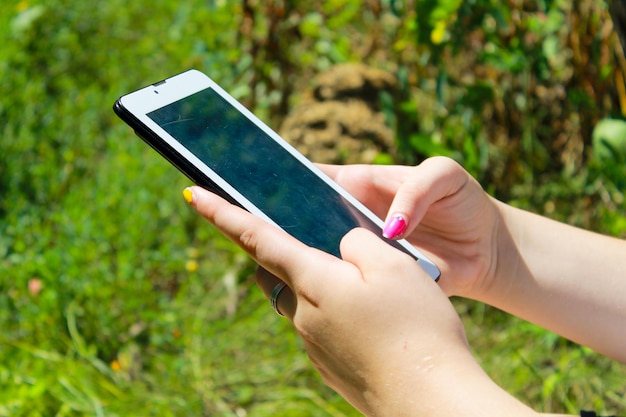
[478,201,626,362]
[364,348,539,417]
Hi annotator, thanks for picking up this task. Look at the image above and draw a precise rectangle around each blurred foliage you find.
[0,0,625,416]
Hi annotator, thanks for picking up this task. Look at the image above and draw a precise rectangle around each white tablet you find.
[114,69,440,281]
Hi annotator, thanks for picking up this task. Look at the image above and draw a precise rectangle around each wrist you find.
[365,348,536,417]
[453,198,517,303]
[465,199,527,306]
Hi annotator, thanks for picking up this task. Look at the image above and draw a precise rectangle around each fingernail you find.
[182,188,195,206]
[382,214,407,240]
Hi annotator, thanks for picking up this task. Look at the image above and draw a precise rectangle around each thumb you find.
[339,228,422,283]
[382,157,468,240]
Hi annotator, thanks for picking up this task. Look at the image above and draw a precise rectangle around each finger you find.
[340,228,421,283]
[256,267,297,318]
[186,186,340,290]
[316,163,412,218]
[382,157,469,240]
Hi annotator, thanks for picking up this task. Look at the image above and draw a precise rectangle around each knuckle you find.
[239,228,260,254]
[291,301,324,344]
[293,315,318,345]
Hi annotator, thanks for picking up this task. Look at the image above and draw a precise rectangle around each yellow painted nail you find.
[183,188,194,206]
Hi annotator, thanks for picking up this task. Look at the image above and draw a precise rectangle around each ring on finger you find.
[270,281,287,316]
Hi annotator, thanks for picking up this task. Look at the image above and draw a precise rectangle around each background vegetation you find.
[1,0,625,415]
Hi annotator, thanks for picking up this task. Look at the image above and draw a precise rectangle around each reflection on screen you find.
[148,88,408,259]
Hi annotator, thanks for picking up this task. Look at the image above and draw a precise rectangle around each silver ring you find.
[270,282,287,316]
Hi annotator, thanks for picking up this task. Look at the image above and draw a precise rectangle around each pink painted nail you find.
[382,214,408,240]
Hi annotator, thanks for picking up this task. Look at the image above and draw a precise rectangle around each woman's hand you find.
[322,157,626,362]
[184,185,535,416]
[320,156,504,299]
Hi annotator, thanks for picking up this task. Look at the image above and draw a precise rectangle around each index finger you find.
[185,186,342,291]
[315,163,413,218]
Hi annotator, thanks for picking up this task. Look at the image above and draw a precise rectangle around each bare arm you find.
[486,201,626,362]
